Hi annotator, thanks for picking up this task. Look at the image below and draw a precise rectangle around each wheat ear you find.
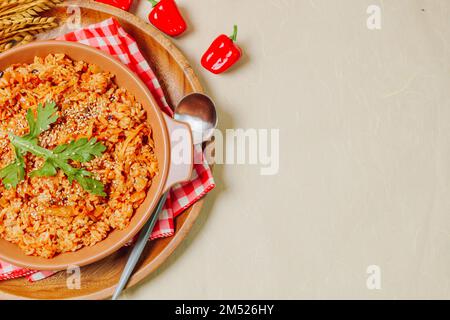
[0,33,33,53]
[0,0,61,53]
[0,1,49,18]
[0,0,36,12]
[0,16,55,28]
[0,21,57,37]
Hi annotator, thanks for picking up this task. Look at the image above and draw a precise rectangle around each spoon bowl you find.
[174,93,218,145]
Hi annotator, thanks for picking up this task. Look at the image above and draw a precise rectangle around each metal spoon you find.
[112,93,217,300]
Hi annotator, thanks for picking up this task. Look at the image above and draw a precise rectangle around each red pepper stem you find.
[148,0,158,7]
[230,25,238,42]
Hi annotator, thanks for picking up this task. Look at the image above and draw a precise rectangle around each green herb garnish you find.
[0,148,25,190]
[24,101,59,142]
[0,101,58,189]
[0,101,107,196]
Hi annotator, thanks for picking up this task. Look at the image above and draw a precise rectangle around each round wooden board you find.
[0,0,211,300]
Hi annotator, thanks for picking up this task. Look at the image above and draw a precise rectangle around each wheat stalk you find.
[0,0,61,53]
[0,0,42,17]
[0,1,51,18]
[0,42,15,52]
[0,32,24,45]
[0,16,55,27]
[0,0,36,13]
[0,21,56,37]
[0,0,36,9]
[0,0,61,19]
[16,32,33,44]
[0,31,29,45]
[0,18,28,32]
[0,10,33,21]
[0,33,33,52]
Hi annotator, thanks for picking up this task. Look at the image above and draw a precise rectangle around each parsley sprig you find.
[0,101,107,196]
[0,149,25,190]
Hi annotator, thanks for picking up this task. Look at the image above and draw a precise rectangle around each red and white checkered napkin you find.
[0,18,215,282]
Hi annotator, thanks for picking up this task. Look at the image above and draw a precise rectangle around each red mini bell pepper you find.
[95,0,133,11]
[148,0,187,37]
[201,25,242,74]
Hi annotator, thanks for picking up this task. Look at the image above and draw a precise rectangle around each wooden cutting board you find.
[0,0,212,300]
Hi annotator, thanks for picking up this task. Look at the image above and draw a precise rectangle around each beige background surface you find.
[122,0,450,299]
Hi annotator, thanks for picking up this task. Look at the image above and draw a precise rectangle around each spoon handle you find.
[112,192,168,300]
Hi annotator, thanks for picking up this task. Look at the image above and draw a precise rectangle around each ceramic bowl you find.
[0,41,193,270]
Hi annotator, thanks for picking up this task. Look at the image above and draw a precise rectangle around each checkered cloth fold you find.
[0,18,215,282]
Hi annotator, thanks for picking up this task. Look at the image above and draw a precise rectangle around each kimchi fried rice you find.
[0,54,158,258]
